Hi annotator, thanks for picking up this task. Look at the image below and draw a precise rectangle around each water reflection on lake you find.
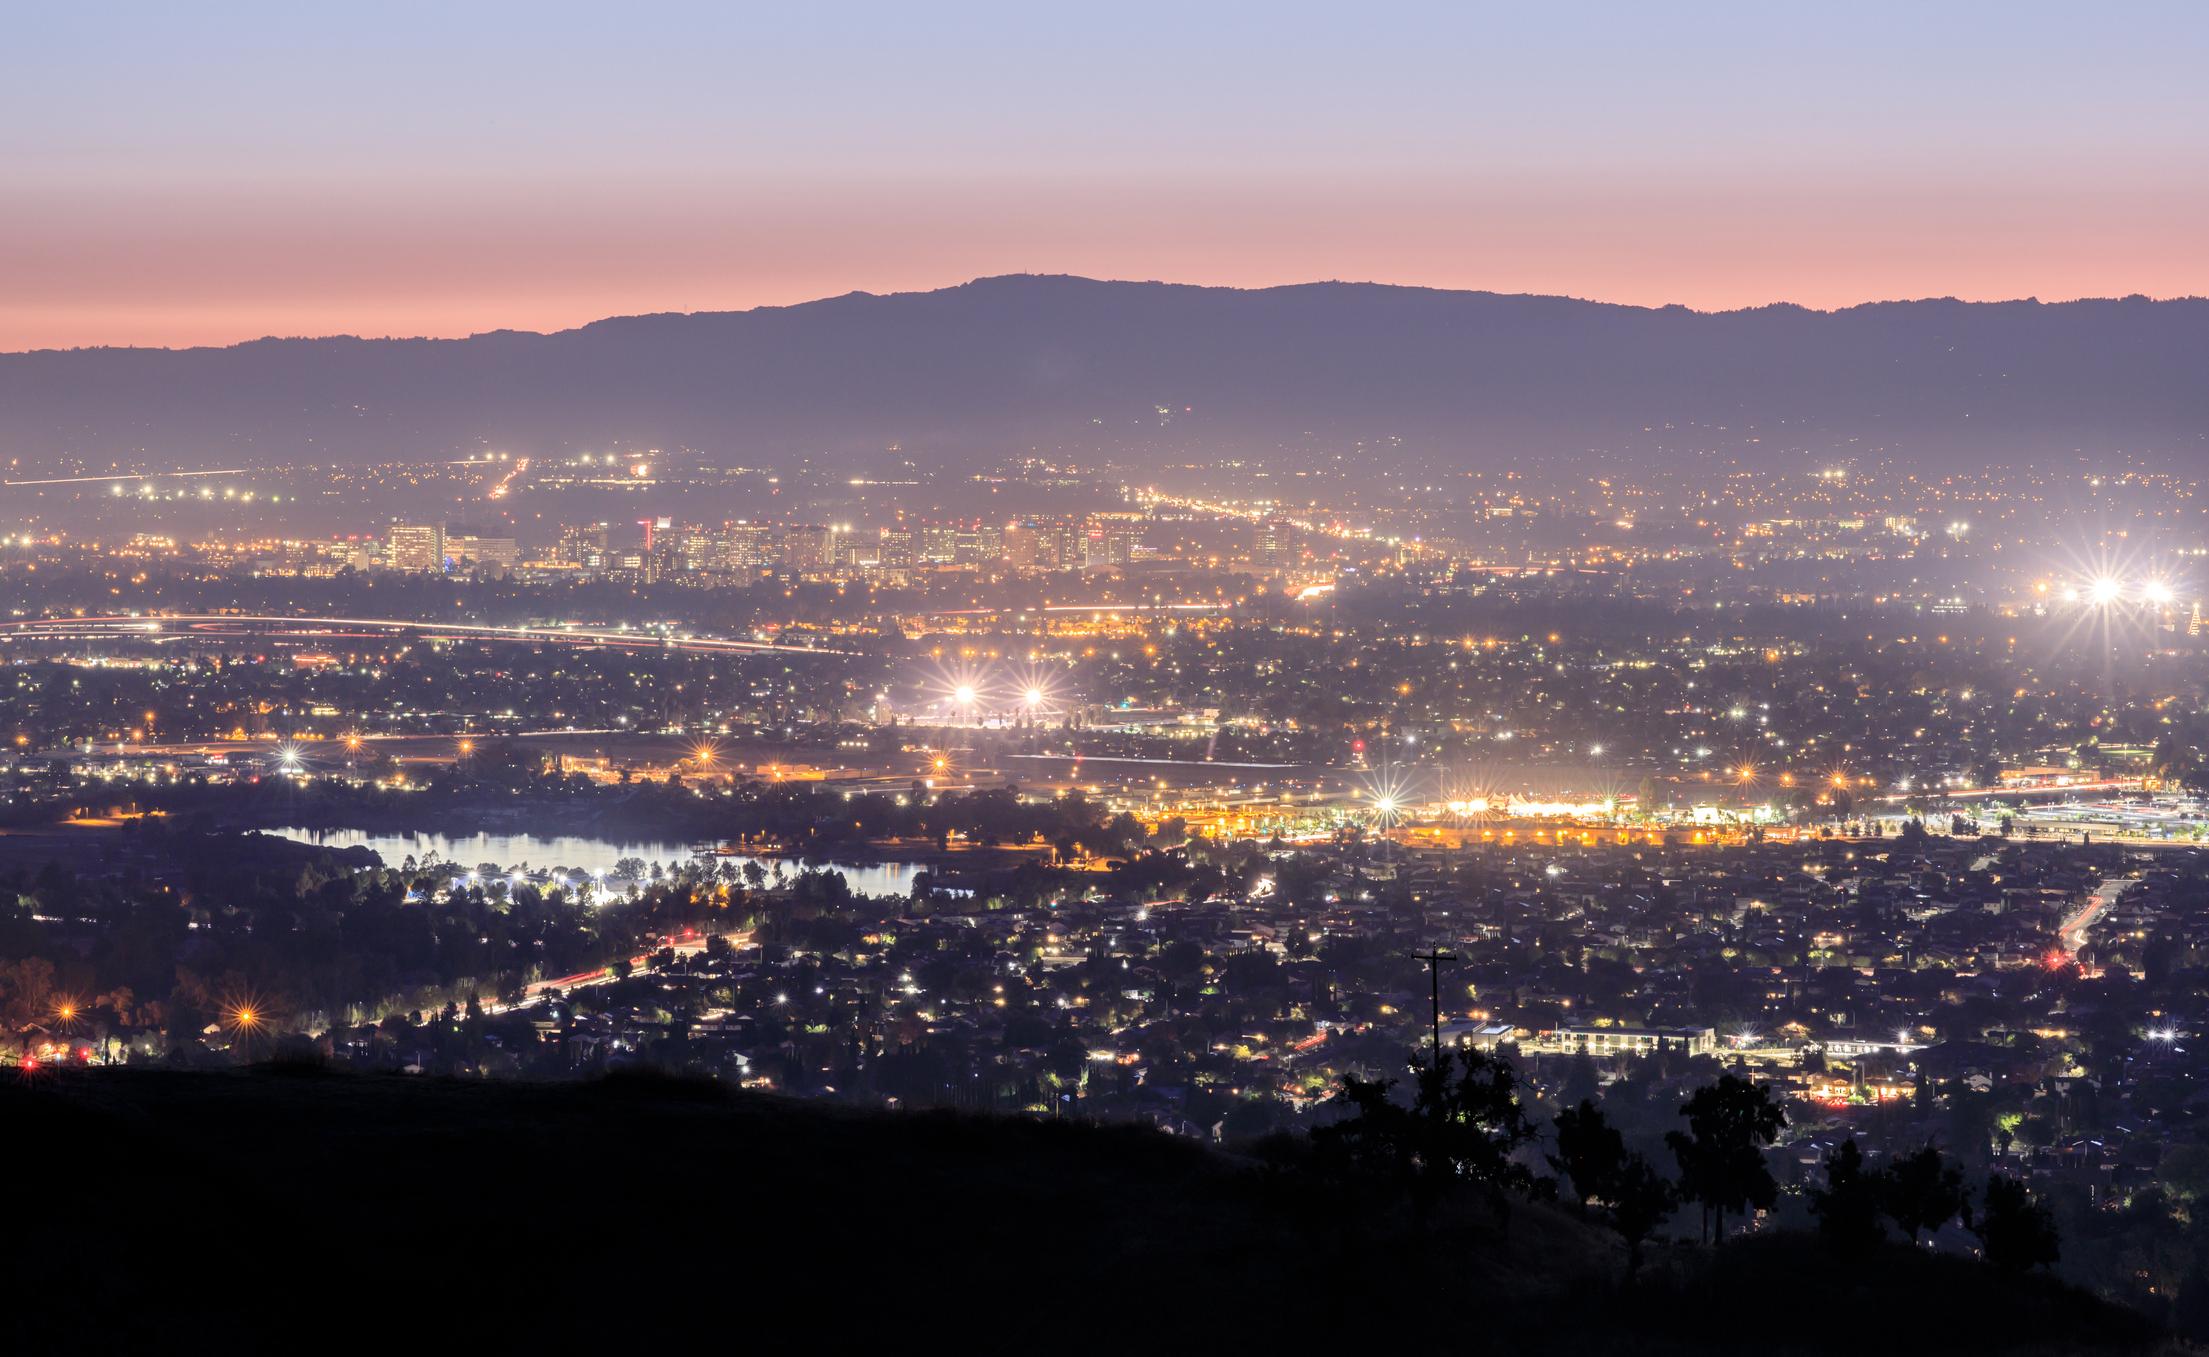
[271,828,926,896]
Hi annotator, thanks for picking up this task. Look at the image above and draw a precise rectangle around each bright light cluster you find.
[915,664,1064,723]
[2064,575,2180,607]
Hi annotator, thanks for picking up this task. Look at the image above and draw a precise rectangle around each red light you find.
[1352,739,1366,753]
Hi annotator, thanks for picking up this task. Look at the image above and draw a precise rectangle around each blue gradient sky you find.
[6,1,2204,348]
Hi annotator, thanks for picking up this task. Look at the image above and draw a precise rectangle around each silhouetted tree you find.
[1312,1072,1417,1184]
[1808,1138,1884,1255]
[1609,1151,1676,1278]
[1312,1047,1536,1230]
[2174,1265,2209,1344]
[1881,1142,1969,1246]
[1551,1098,1625,1212]
[1974,1175,2058,1272]
[1666,1074,1786,1243]
[1409,1047,1538,1204]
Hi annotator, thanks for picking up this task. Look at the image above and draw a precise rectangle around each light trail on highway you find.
[3,468,249,486]
[0,612,853,656]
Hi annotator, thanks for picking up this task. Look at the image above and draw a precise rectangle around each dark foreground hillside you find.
[2,1068,2170,1354]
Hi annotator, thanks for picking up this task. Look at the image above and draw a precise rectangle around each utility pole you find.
[1413,946,1456,1073]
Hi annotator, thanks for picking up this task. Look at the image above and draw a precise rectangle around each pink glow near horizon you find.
[9,170,2205,350]
[10,5,2207,350]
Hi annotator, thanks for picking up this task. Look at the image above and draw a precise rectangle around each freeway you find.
[1872,778,2147,803]
[0,612,851,656]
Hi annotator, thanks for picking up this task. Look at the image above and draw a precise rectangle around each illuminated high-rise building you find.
[716,521,777,570]
[387,522,446,572]
[446,527,518,574]
[558,521,611,570]
[781,524,837,571]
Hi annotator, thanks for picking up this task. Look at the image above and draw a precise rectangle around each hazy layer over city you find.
[9,5,2209,1354]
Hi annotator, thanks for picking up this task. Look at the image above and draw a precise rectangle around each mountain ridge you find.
[4,274,2205,471]
[22,274,2203,355]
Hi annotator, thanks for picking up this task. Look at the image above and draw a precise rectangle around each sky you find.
[4,1,2206,350]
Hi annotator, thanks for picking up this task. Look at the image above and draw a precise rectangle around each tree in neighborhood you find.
[1974,1174,2059,1272]
[1807,1138,1884,1255]
[1665,1074,1787,1242]
[1881,1142,1969,1246]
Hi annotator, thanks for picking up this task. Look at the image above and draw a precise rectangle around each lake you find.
[270,827,930,896]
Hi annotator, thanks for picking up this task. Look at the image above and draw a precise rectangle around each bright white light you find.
[953,685,977,706]
[2144,579,2175,606]
[1024,687,1045,706]
[2087,577,2122,606]
[1588,744,1605,757]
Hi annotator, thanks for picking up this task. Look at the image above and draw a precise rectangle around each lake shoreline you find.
[266,825,978,897]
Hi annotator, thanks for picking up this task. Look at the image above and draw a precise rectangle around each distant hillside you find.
[3,276,2205,471]
[2,1067,2165,1353]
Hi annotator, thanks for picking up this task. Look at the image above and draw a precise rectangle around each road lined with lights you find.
[491,929,740,1013]
[3,468,251,486]
[0,612,852,656]
[2061,872,2139,952]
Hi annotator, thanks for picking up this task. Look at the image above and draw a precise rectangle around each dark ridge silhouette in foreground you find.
[2,1065,2169,1354]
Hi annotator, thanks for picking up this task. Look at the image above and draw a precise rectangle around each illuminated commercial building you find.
[386,522,446,572]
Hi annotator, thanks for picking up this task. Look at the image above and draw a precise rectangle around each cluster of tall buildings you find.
[384,523,521,575]
[542,513,1223,583]
[376,510,1304,583]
